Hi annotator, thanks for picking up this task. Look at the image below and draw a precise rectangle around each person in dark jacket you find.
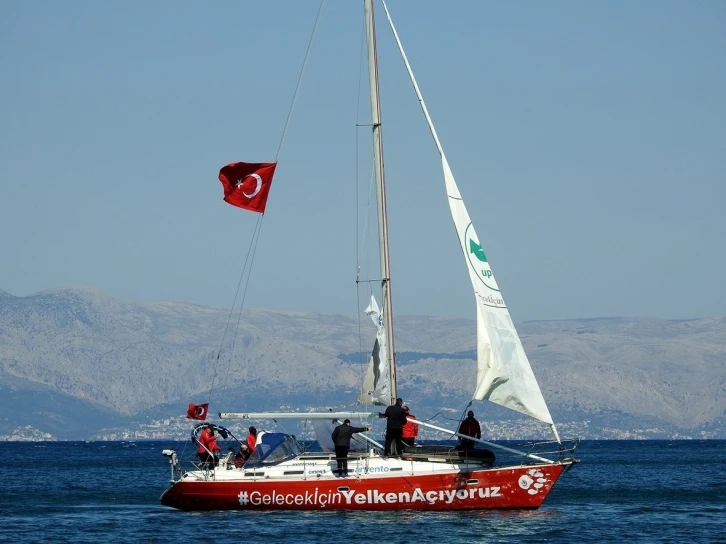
[234,444,251,468]
[331,419,371,476]
[457,410,482,450]
[379,397,407,456]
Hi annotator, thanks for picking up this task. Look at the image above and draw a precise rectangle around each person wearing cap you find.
[331,419,371,477]
[197,425,221,469]
[246,426,258,453]
[401,406,418,448]
[457,410,481,450]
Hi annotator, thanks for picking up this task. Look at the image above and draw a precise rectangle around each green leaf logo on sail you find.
[469,239,487,263]
[464,222,501,298]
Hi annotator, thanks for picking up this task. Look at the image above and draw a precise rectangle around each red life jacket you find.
[402,414,418,439]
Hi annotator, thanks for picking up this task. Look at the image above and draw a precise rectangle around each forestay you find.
[381,0,554,427]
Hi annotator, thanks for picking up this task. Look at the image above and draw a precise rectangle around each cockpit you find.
[246,431,300,465]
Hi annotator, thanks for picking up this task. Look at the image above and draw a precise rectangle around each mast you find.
[364,0,397,404]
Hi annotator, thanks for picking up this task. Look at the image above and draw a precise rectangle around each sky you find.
[1,0,724,322]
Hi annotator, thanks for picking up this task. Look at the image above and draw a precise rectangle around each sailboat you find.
[160,0,578,511]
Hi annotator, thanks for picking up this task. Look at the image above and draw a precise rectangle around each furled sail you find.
[381,0,554,425]
[357,295,390,406]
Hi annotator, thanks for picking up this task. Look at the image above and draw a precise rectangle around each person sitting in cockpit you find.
[235,444,251,468]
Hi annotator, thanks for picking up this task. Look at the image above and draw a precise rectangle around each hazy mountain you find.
[0,287,724,439]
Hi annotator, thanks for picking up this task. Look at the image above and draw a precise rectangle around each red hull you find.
[160,463,566,511]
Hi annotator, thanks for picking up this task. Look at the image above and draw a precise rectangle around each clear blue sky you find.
[1,1,724,322]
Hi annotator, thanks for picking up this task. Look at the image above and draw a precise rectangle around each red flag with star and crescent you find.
[218,162,277,213]
[186,403,209,421]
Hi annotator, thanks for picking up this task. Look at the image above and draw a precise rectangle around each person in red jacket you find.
[246,426,258,453]
[457,411,481,450]
[197,425,222,468]
[401,406,418,448]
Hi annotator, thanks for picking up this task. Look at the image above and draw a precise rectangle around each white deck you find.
[182,451,516,483]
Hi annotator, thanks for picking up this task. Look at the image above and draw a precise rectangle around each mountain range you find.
[0,287,724,440]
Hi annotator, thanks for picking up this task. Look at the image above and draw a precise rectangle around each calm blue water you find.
[0,440,723,543]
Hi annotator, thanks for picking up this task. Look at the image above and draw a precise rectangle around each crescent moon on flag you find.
[241,174,263,198]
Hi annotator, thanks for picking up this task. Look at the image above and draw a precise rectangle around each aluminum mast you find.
[364,0,397,404]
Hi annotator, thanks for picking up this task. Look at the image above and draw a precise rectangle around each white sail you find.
[441,158,554,424]
[381,0,554,425]
[357,295,390,406]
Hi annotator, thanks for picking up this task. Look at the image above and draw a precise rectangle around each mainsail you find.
[357,295,390,406]
[381,0,554,426]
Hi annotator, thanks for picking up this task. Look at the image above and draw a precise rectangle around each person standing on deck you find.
[331,419,371,476]
[457,410,481,450]
[379,397,407,456]
[197,425,221,468]
[401,406,418,448]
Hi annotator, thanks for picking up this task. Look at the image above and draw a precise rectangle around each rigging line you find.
[380,0,444,156]
[208,213,264,407]
[355,13,366,392]
[354,167,379,400]
[428,403,475,442]
[355,161,376,300]
[355,275,367,402]
[364,165,376,297]
[420,411,445,422]
[211,2,327,404]
[354,17,379,399]
[355,9,366,286]
[217,213,266,403]
[274,0,326,162]
[355,276,365,394]
[356,12,373,295]
[352,165,381,408]
[357,11,376,302]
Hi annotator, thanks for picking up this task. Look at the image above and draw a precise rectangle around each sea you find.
[1,440,724,543]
